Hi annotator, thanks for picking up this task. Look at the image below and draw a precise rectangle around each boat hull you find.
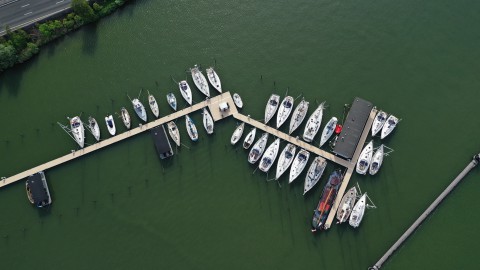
[202,108,214,134]
[185,115,198,141]
[264,94,280,124]
[231,123,245,145]
[319,117,338,147]
[191,66,210,97]
[336,186,358,224]
[243,128,256,149]
[289,99,309,134]
[275,144,296,180]
[289,149,310,183]
[303,156,327,195]
[206,67,222,93]
[70,116,85,148]
[167,121,180,146]
[178,81,193,105]
[149,94,159,118]
[302,102,325,142]
[259,138,280,172]
[311,169,343,231]
[105,115,116,136]
[276,96,294,128]
[248,133,269,164]
[356,140,374,174]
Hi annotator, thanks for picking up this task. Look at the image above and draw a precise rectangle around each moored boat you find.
[371,110,387,136]
[303,156,327,195]
[289,149,310,183]
[178,80,193,105]
[369,144,384,175]
[206,67,222,93]
[230,122,245,145]
[276,96,294,128]
[289,98,309,134]
[148,92,159,118]
[191,65,210,97]
[248,133,269,164]
[258,138,281,172]
[132,98,147,122]
[167,121,180,146]
[120,107,131,129]
[26,171,52,208]
[167,92,177,111]
[319,117,338,147]
[105,115,116,136]
[202,108,214,134]
[185,115,198,141]
[70,116,85,148]
[311,169,343,232]
[233,93,243,108]
[275,143,297,180]
[336,186,358,224]
[303,102,325,142]
[349,193,367,228]
[88,116,101,141]
[243,128,256,149]
[264,94,280,124]
[356,140,373,175]
[381,115,399,139]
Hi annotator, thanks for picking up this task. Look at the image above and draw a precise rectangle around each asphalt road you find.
[0,0,72,36]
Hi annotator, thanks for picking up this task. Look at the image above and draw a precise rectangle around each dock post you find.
[368,153,480,270]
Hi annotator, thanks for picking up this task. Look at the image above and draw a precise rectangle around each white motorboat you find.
[349,193,367,228]
[289,149,310,183]
[185,115,198,141]
[258,138,281,172]
[336,186,358,224]
[275,143,297,180]
[132,98,147,122]
[167,121,180,146]
[191,65,210,97]
[120,107,131,129]
[105,115,116,136]
[248,133,269,164]
[88,116,100,141]
[206,67,222,93]
[303,102,325,142]
[356,140,374,175]
[69,116,85,148]
[243,128,256,149]
[371,110,387,136]
[369,144,384,175]
[233,93,243,108]
[230,122,245,145]
[202,108,214,134]
[148,92,159,118]
[381,115,399,139]
[167,92,177,111]
[303,156,327,195]
[319,117,338,147]
[178,80,193,105]
[288,98,309,134]
[276,96,294,128]
[264,94,280,124]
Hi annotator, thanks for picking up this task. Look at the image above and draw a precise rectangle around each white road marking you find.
[24,12,32,15]
[21,4,30,7]
[56,0,64,4]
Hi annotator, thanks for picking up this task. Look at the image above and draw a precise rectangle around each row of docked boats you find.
[356,141,386,175]
[371,110,399,139]
[164,108,216,146]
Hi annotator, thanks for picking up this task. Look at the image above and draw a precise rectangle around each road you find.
[0,0,72,36]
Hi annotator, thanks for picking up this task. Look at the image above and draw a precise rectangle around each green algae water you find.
[1,0,479,269]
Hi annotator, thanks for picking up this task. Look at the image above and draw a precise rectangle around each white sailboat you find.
[356,140,374,175]
[248,133,269,164]
[230,123,245,145]
[381,115,399,139]
[319,117,338,147]
[148,92,159,118]
[69,116,85,148]
[120,107,131,129]
[202,108,214,134]
[289,98,309,134]
[371,110,387,136]
[132,98,147,122]
[349,193,367,228]
[276,96,294,128]
[105,115,116,136]
[302,102,325,142]
[289,149,310,183]
[243,128,256,149]
[206,67,222,93]
[369,145,384,175]
[275,143,297,180]
[185,115,198,141]
[167,121,180,146]
[167,92,177,111]
[191,65,210,97]
[88,117,100,141]
[258,138,281,172]
[336,186,358,224]
[303,156,327,195]
[178,80,193,105]
[233,93,243,108]
[264,94,280,124]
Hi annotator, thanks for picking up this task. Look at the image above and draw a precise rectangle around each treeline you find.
[0,0,129,73]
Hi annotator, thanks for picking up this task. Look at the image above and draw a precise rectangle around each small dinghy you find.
[276,96,294,128]
[206,67,222,93]
[369,144,384,175]
[349,193,367,228]
[202,108,214,134]
[381,115,399,139]
[185,115,198,141]
[191,65,210,97]
[233,93,243,109]
[356,140,374,175]
[120,107,131,129]
[148,92,159,118]
[289,98,309,134]
[258,138,281,172]
[289,149,310,183]
[336,186,358,224]
[88,116,101,141]
[264,94,280,124]
[275,143,297,180]
[248,133,269,164]
[132,99,147,122]
[167,121,180,146]
[243,128,256,149]
[178,80,193,105]
[371,110,387,136]
[319,117,338,147]
[105,115,116,136]
[230,122,245,145]
[303,156,327,195]
[69,116,85,148]
[167,92,177,111]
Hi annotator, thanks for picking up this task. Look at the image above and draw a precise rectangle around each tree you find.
[7,29,30,52]
[71,0,97,22]
[0,43,16,72]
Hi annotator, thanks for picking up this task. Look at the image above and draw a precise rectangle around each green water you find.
[1,0,479,269]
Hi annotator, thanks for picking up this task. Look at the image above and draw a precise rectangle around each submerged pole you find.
[369,153,480,270]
